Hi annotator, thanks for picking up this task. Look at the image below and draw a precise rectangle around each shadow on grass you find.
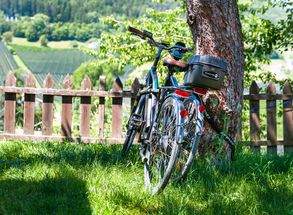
[0,141,140,172]
[0,176,92,215]
[0,142,292,214]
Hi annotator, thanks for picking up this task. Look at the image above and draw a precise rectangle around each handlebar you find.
[128,26,191,53]
[128,26,146,38]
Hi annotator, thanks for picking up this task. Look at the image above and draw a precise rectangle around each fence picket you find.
[80,75,92,138]
[23,73,36,134]
[266,81,277,146]
[42,74,54,136]
[61,75,73,138]
[111,77,123,138]
[131,78,140,112]
[249,81,260,146]
[0,74,292,149]
[98,76,106,138]
[4,72,16,134]
[283,80,293,146]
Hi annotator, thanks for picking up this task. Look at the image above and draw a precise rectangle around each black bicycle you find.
[122,26,235,194]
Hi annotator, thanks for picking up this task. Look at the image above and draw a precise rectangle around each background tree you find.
[39,35,48,47]
[3,31,13,43]
[0,12,10,34]
[186,0,245,141]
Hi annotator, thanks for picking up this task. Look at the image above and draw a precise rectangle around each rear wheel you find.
[144,97,180,194]
[172,98,203,182]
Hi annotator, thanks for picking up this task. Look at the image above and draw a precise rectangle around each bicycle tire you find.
[172,97,203,181]
[144,96,181,194]
[121,96,145,157]
[121,129,138,157]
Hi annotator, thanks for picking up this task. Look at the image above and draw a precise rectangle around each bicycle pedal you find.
[130,114,143,127]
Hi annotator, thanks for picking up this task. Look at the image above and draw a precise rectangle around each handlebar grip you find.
[128,26,145,38]
[180,47,192,53]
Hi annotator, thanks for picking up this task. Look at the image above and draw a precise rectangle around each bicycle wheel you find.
[121,129,138,157]
[172,97,203,181]
[144,96,181,194]
[121,96,145,157]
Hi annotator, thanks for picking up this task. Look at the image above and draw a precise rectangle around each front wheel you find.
[144,96,181,194]
[121,96,145,157]
[121,129,138,157]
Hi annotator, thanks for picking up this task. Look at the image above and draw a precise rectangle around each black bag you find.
[184,55,228,90]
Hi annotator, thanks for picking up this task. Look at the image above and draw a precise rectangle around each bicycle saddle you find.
[163,57,188,71]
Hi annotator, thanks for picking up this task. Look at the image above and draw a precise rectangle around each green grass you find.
[12,37,85,49]
[11,45,93,88]
[0,141,292,215]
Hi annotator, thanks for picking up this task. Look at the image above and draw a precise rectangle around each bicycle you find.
[122,26,235,194]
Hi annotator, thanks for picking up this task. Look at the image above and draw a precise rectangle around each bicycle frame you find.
[140,45,185,140]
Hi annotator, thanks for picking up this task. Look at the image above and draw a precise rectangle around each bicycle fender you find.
[164,94,186,144]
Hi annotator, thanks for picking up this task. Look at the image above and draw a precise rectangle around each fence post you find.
[131,78,140,112]
[266,81,277,149]
[249,81,260,148]
[61,75,73,138]
[98,76,106,138]
[283,80,293,147]
[23,73,36,135]
[111,77,123,139]
[42,74,54,136]
[4,72,16,134]
[80,75,92,139]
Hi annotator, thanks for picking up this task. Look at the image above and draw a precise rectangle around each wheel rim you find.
[145,102,178,193]
[173,99,199,181]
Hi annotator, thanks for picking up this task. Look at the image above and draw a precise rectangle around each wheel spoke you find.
[144,98,180,194]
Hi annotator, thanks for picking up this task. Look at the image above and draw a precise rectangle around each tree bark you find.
[186,0,244,142]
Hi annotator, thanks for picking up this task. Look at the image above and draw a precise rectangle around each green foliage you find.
[239,0,293,87]
[88,8,193,76]
[87,1,292,87]
[2,31,13,43]
[0,0,177,23]
[25,14,49,42]
[10,19,106,42]
[0,12,11,34]
[39,35,48,47]
[0,141,292,214]
[72,61,123,89]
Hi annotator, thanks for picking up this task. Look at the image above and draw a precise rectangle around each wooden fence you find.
[0,72,140,144]
[0,72,292,151]
[243,80,293,154]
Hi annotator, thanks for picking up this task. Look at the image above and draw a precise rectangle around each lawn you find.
[12,37,86,49]
[0,141,292,215]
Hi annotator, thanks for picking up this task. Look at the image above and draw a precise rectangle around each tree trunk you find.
[186,1,244,143]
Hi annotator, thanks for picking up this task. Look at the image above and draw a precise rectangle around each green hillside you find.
[13,45,92,88]
[0,41,18,85]
[0,0,177,23]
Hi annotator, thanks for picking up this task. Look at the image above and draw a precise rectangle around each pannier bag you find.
[184,55,228,90]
